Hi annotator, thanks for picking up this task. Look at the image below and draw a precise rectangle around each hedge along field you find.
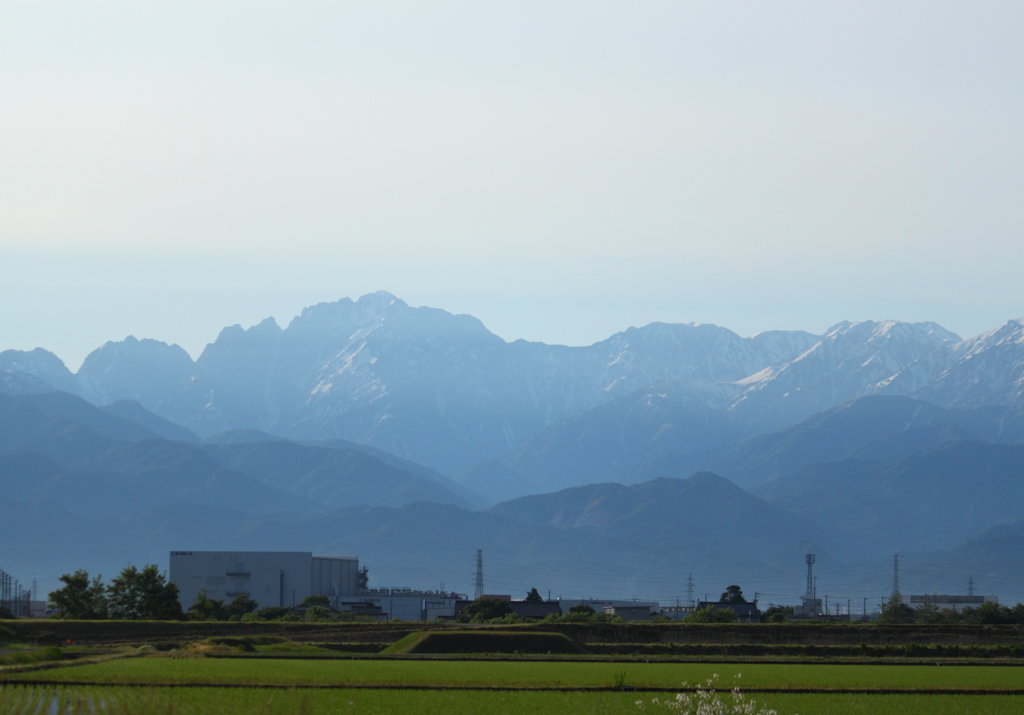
[12,658,1024,691]
[2,686,1024,715]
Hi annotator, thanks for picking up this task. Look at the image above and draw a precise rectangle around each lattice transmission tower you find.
[474,549,485,599]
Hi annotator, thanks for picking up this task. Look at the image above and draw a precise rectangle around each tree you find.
[964,601,1009,625]
[48,570,108,619]
[567,604,596,616]
[107,565,183,620]
[225,594,258,620]
[720,585,747,604]
[877,591,914,625]
[683,606,738,623]
[914,601,943,624]
[255,606,293,621]
[301,594,331,608]
[456,597,514,623]
[187,589,225,621]
[525,588,543,603]
[760,605,794,623]
[306,605,332,622]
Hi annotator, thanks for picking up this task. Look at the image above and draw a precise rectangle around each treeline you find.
[47,567,370,622]
[877,592,1024,625]
[186,591,367,622]
[48,566,182,620]
[455,599,631,624]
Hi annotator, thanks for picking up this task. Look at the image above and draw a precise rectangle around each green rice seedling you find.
[3,686,1024,715]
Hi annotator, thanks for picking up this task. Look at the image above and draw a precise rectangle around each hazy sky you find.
[2,1,1022,369]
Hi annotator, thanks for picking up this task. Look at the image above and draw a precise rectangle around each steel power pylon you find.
[805,554,815,599]
[474,550,485,599]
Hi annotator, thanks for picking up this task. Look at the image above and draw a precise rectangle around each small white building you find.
[169,551,360,610]
[604,604,652,621]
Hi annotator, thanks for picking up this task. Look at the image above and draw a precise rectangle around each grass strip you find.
[5,679,1024,695]
[17,657,1024,691]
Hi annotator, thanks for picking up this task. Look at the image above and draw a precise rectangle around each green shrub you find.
[455,598,514,623]
[306,605,332,622]
[683,606,738,623]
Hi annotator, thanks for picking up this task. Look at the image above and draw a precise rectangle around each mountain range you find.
[3,292,1024,603]
[5,292,1024,478]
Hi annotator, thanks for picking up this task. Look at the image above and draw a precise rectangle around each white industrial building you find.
[169,550,465,620]
[170,551,361,610]
[902,594,998,610]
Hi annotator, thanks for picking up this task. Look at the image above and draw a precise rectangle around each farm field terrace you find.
[9,657,1024,692]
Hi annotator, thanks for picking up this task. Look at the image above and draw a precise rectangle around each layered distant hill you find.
[5,293,1024,602]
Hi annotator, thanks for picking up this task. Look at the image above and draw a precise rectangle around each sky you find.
[2,1,1022,370]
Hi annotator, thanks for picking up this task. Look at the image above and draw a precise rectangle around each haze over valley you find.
[3,292,1024,604]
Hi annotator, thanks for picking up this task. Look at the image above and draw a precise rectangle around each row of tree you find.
[48,567,364,622]
[186,590,345,621]
[878,592,1024,625]
[48,566,182,620]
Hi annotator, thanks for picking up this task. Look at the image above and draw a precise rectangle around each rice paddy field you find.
[4,655,1024,714]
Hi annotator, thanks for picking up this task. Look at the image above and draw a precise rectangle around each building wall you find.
[171,552,361,610]
[605,605,651,621]
[344,594,427,621]
[311,556,360,601]
[560,599,659,611]
[903,594,998,609]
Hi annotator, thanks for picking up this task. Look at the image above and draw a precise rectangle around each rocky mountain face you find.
[0,347,79,394]
[727,320,961,430]
[4,292,1024,479]
[35,293,828,473]
[889,318,1024,409]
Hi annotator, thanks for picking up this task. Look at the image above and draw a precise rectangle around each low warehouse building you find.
[903,594,998,610]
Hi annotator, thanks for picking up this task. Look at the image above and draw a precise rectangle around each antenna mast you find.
[891,555,900,594]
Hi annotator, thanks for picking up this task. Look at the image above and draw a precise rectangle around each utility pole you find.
[474,550,485,600]
[863,597,867,619]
